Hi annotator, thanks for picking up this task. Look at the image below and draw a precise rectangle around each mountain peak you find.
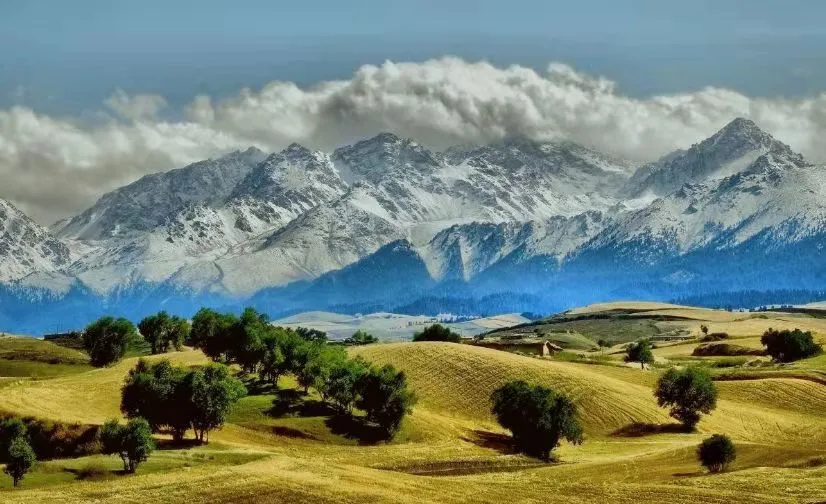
[710,117,775,147]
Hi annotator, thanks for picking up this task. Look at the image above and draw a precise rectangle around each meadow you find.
[0,303,825,503]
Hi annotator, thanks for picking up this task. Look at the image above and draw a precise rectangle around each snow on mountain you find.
[625,118,795,198]
[0,199,73,282]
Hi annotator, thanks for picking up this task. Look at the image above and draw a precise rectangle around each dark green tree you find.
[296,327,328,343]
[356,364,417,438]
[697,434,736,473]
[491,380,583,461]
[190,363,247,443]
[295,342,323,394]
[3,436,35,487]
[229,308,270,373]
[412,324,461,343]
[625,339,654,369]
[0,417,27,460]
[82,316,136,366]
[344,330,378,346]
[101,418,154,473]
[258,333,286,386]
[138,311,172,354]
[761,328,822,362]
[655,367,718,430]
[323,357,368,414]
[190,308,236,361]
[121,359,193,442]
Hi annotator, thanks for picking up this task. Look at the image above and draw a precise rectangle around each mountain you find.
[3,118,826,333]
[0,199,74,283]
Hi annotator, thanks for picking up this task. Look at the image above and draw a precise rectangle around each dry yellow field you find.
[1,334,825,502]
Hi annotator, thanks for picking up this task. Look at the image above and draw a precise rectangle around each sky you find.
[2,0,826,223]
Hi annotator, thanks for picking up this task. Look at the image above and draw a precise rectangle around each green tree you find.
[761,328,822,362]
[258,333,286,386]
[101,418,154,473]
[167,316,190,352]
[491,380,583,461]
[229,308,270,373]
[190,308,236,361]
[412,324,461,343]
[310,346,347,400]
[83,316,136,366]
[190,363,247,443]
[296,327,328,343]
[121,359,192,442]
[356,364,417,438]
[0,417,27,459]
[295,342,323,393]
[138,311,172,354]
[655,367,718,430]
[344,330,378,346]
[323,357,368,414]
[697,434,736,473]
[624,339,654,369]
[3,436,35,487]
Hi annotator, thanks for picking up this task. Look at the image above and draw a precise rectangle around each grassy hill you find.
[1,304,826,503]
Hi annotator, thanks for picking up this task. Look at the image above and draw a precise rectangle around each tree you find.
[190,363,247,443]
[700,325,709,336]
[101,418,154,473]
[229,308,270,373]
[0,417,27,459]
[761,328,822,362]
[3,436,35,487]
[322,357,368,414]
[491,380,583,461]
[258,333,286,386]
[190,308,236,361]
[295,342,323,393]
[412,324,461,343]
[356,364,417,438]
[138,311,172,354]
[296,327,328,343]
[697,434,736,473]
[344,330,378,346]
[625,339,654,369]
[310,346,347,400]
[167,316,190,352]
[655,367,718,430]
[83,316,136,366]
[121,359,192,442]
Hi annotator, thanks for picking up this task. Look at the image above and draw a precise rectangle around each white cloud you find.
[2,57,826,224]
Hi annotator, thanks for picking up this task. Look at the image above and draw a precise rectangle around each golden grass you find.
[1,337,825,503]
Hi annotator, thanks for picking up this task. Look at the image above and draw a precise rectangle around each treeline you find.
[189,307,416,439]
[673,289,826,310]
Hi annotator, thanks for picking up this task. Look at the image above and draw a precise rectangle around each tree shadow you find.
[154,438,203,450]
[266,389,338,418]
[460,429,518,455]
[241,376,278,396]
[610,422,689,437]
[672,470,706,478]
[270,425,318,440]
[324,415,390,445]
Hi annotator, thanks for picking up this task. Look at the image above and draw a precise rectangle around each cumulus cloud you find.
[2,57,826,224]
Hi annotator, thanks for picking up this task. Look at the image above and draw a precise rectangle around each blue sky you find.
[2,0,826,114]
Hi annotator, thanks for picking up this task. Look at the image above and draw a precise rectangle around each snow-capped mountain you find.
[0,199,74,282]
[3,117,826,333]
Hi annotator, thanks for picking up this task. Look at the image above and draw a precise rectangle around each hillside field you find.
[0,304,825,502]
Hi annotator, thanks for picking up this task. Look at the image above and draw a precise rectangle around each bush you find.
[625,339,654,369]
[691,343,763,357]
[412,324,461,343]
[356,364,417,439]
[491,380,583,461]
[655,367,718,430]
[82,317,137,366]
[697,434,736,473]
[761,328,822,362]
[700,332,729,342]
[0,416,101,461]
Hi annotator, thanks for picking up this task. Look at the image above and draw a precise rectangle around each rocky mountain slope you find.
[2,118,826,332]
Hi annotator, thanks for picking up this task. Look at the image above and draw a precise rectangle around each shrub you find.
[700,332,729,342]
[625,339,654,369]
[82,316,136,366]
[4,435,35,487]
[691,343,764,357]
[356,364,417,439]
[761,328,822,362]
[655,367,718,430]
[412,324,461,343]
[491,380,583,461]
[697,434,736,473]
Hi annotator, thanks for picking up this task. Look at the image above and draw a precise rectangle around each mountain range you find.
[2,118,826,333]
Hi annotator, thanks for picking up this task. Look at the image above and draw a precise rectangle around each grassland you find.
[1,303,826,503]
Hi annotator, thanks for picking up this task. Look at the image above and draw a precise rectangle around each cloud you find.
[2,57,826,224]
